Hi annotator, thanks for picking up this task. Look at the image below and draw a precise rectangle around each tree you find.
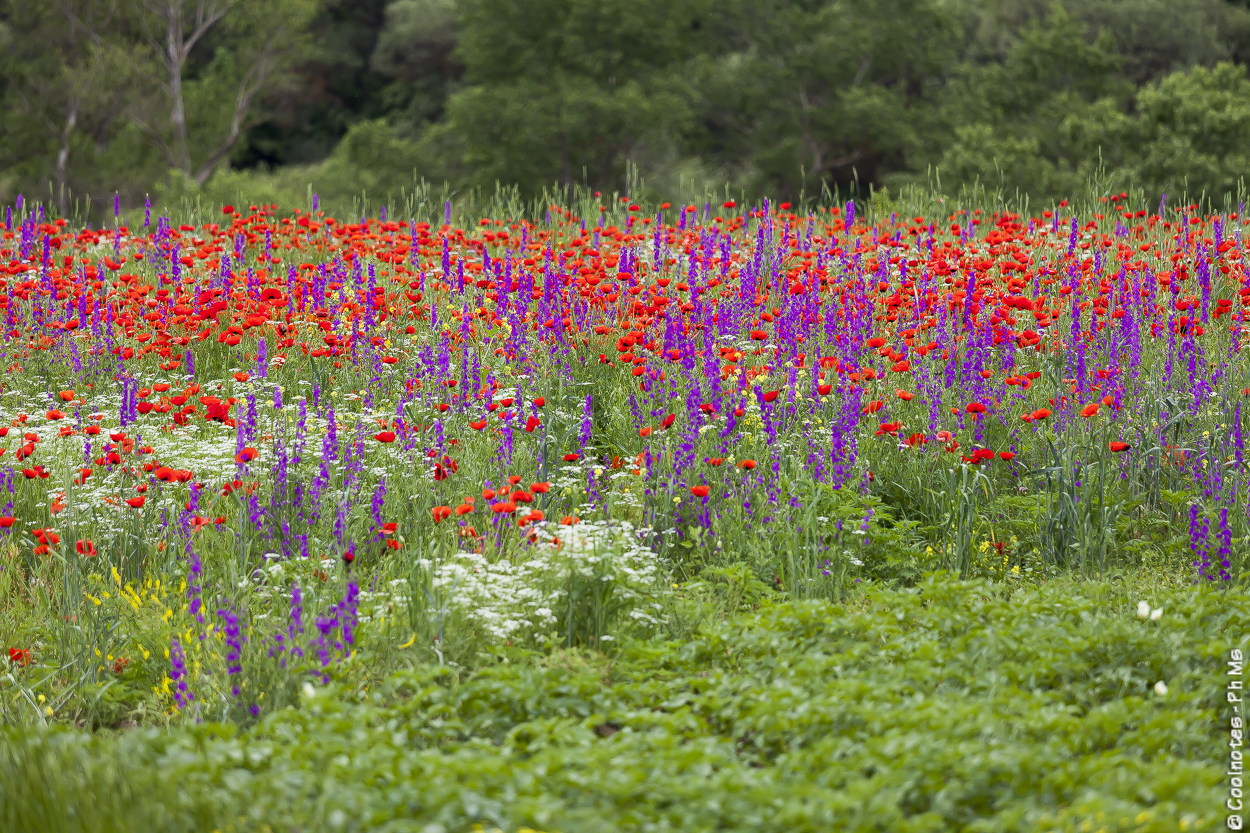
[688,0,962,200]
[925,5,1128,199]
[125,0,316,186]
[443,0,709,196]
[0,1,134,213]
[1070,62,1250,201]
[369,0,460,126]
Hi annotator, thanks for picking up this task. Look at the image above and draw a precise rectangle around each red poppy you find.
[8,647,30,667]
[1080,403,1099,418]
[432,505,452,522]
[739,459,757,470]
[1109,441,1130,452]
[126,496,145,509]
[492,502,517,514]
[761,390,780,403]
[639,426,653,438]
[373,431,396,443]
[454,504,474,516]
[0,517,14,528]
[76,540,97,557]
[690,485,710,498]
[1031,408,1051,421]
[896,389,914,401]
[998,451,1016,461]
[470,419,487,430]
[966,402,986,414]
[562,453,580,462]
[235,447,259,464]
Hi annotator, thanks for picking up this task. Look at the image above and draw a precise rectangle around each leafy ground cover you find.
[0,185,1245,829]
[4,575,1238,833]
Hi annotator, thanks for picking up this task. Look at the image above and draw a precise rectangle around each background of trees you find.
[2,0,1250,216]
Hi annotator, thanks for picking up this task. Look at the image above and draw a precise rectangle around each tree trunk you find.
[166,4,192,175]
[55,101,79,217]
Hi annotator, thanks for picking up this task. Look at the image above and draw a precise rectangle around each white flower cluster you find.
[418,519,665,642]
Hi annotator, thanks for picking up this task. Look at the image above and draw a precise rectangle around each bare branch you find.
[182,0,237,61]
[192,51,271,185]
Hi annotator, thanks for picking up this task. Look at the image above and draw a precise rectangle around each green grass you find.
[1,573,1235,833]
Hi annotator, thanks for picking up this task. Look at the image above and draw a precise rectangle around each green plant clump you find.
[1,575,1237,833]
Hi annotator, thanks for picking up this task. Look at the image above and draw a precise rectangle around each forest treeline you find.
[3,0,1250,216]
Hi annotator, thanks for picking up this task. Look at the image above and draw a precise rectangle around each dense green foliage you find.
[2,574,1235,832]
[3,0,1250,216]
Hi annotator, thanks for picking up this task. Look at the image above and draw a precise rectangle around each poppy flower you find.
[524,416,541,432]
[75,540,97,557]
[342,549,354,564]
[818,384,833,396]
[739,459,757,469]
[966,402,986,414]
[0,517,12,528]
[432,505,452,522]
[896,389,914,401]
[235,447,259,464]
[492,502,517,514]
[8,647,30,666]
[660,413,676,429]
[533,397,545,407]
[126,496,145,509]
[470,419,487,430]
[762,390,780,403]
[998,451,1016,461]
[690,485,710,498]
[59,390,75,402]
[1031,408,1051,421]
[706,457,724,466]
[1109,441,1130,452]
[1080,403,1099,418]
[233,372,251,383]
[891,360,910,373]
[562,453,580,462]
[454,504,474,516]
[864,400,884,414]
[46,410,65,421]
[373,431,396,443]
[639,426,653,438]
[750,330,768,341]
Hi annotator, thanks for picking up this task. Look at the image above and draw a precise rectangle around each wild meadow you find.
[0,185,1246,832]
